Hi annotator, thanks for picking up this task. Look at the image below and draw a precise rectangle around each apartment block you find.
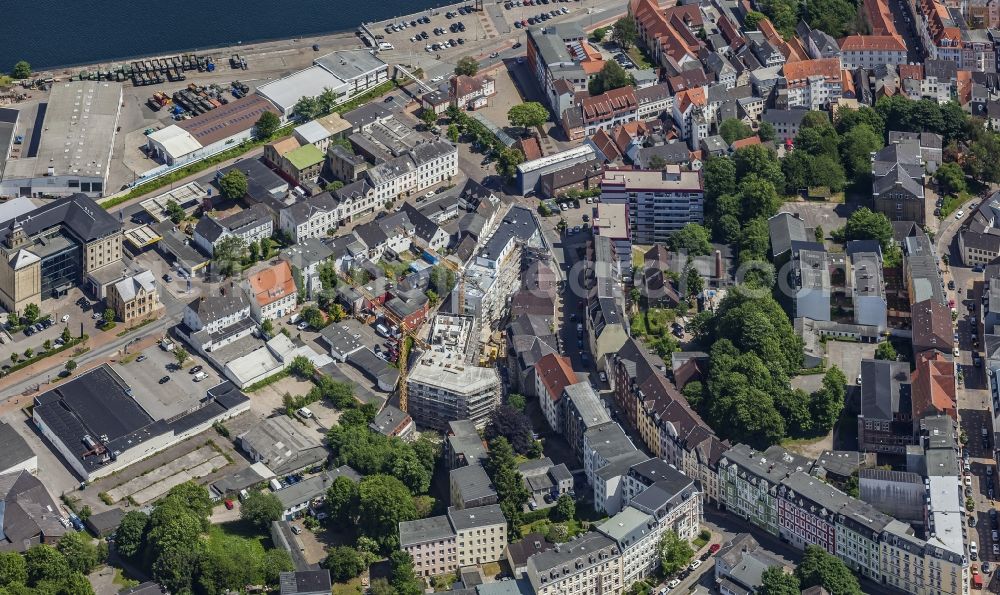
[406,352,502,430]
[399,505,507,577]
[526,532,623,595]
[599,167,704,245]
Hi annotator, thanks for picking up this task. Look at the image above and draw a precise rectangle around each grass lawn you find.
[940,190,971,219]
[332,577,364,595]
[481,562,502,578]
[692,535,709,549]
[519,518,588,542]
[111,568,140,589]
[627,45,653,69]
[632,245,652,268]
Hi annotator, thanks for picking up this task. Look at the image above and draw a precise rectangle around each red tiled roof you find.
[518,137,543,161]
[911,351,957,420]
[782,58,842,87]
[247,261,296,307]
[580,86,638,124]
[535,353,578,401]
[674,87,706,113]
[730,136,761,150]
[589,129,622,161]
[839,34,907,52]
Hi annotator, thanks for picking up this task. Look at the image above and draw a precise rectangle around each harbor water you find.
[2,0,448,71]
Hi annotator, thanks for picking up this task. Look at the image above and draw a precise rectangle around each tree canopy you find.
[659,531,694,576]
[795,545,863,595]
[612,17,637,49]
[239,492,283,528]
[487,438,531,536]
[667,223,712,256]
[843,207,893,250]
[589,61,635,95]
[719,118,754,145]
[218,169,248,201]
[455,56,479,77]
[254,112,281,140]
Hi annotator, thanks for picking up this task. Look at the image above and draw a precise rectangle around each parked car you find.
[158,376,170,384]
[136,354,147,362]
[189,365,203,374]
[61,314,69,322]
[224,499,234,510]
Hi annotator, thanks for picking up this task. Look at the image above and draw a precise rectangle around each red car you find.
[224,499,234,510]
[709,543,721,554]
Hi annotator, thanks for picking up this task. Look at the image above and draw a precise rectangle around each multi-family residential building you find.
[526,532,623,595]
[629,0,703,72]
[791,243,831,322]
[279,144,325,185]
[714,534,787,595]
[575,87,639,137]
[899,63,955,104]
[592,202,632,282]
[776,58,843,110]
[525,24,603,113]
[919,0,997,72]
[857,359,915,454]
[626,464,702,544]
[279,193,338,243]
[451,74,497,110]
[562,382,611,459]
[279,238,334,301]
[718,444,808,536]
[399,504,507,577]
[849,242,888,331]
[194,203,274,257]
[180,292,254,354]
[839,35,908,69]
[761,108,809,144]
[672,89,709,148]
[634,83,673,119]
[244,260,298,322]
[959,191,1000,265]
[599,167,704,245]
[534,353,578,434]
[333,139,457,223]
[872,141,926,224]
[595,507,663,587]
[406,351,502,430]
[107,270,161,326]
[0,193,123,313]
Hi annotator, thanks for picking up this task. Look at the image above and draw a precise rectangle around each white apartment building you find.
[180,292,254,354]
[244,260,298,322]
[839,35,907,70]
[193,203,274,256]
[534,353,578,435]
[279,192,339,243]
[599,167,705,245]
[778,58,842,111]
[526,532,623,595]
[333,139,457,223]
[596,507,663,586]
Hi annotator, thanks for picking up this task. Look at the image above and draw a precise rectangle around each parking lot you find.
[378,4,492,57]
[114,344,221,419]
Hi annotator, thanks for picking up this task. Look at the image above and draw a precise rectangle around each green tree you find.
[508,393,527,411]
[218,169,249,201]
[114,511,149,559]
[758,567,802,595]
[647,154,668,170]
[326,476,360,525]
[12,61,31,79]
[684,262,705,299]
[0,551,27,587]
[591,27,608,42]
[261,549,294,585]
[734,144,784,191]
[254,112,281,140]
[455,56,479,77]
[61,326,72,343]
[496,148,526,182]
[838,123,883,180]
[875,341,897,361]
[419,108,437,129]
[301,305,326,330]
[240,491,283,528]
[22,303,40,325]
[324,546,366,582]
[214,235,248,276]
[844,207,893,250]
[317,87,340,115]
[65,359,77,373]
[935,161,967,195]
[508,102,549,130]
[447,123,460,142]
[811,366,847,434]
[24,545,71,585]
[487,437,531,535]
[325,180,344,192]
[165,199,186,224]
[612,17,637,49]
[552,493,576,522]
[389,551,424,595]
[56,532,99,575]
[173,347,189,368]
[659,531,694,576]
[719,118,754,144]
[289,355,315,379]
[805,0,858,37]
[293,96,321,121]
[102,308,115,326]
[668,223,712,256]
[744,10,766,29]
[358,475,418,548]
[758,120,776,142]
[589,60,634,96]
[795,545,862,595]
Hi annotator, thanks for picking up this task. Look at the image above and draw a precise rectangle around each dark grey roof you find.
[447,504,506,531]
[346,347,400,390]
[352,220,388,249]
[767,212,807,257]
[859,359,911,420]
[0,193,120,245]
[635,143,691,167]
[0,421,34,473]
[450,464,496,503]
[505,532,554,567]
[904,234,945,305]
[187,292,249,325]
[628,468,697,516]
[217,159,288,202]
[369,404,410,436]
[398,202,443,243]
[761,108,808,126]
[279,570,332,595]
[526,531,619,574]
[479,206,540,262]
[924,59,958,81]
[399,514,454,547]
[0,471,67,551]
[283,193,338,226]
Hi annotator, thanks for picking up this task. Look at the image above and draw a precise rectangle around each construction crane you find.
[338,270,428,412]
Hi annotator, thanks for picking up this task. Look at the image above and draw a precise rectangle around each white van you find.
[193,371,208,382]
[238,489,250,502]
[376,324,390,338]
[297,407,314,419]
[160,339,175,352]
[379,42,394,51]
[269,478,282,492]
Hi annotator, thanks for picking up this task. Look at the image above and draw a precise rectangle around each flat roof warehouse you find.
[32,364,249,479]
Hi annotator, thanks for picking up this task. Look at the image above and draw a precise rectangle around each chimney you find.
[715,250,723,279]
